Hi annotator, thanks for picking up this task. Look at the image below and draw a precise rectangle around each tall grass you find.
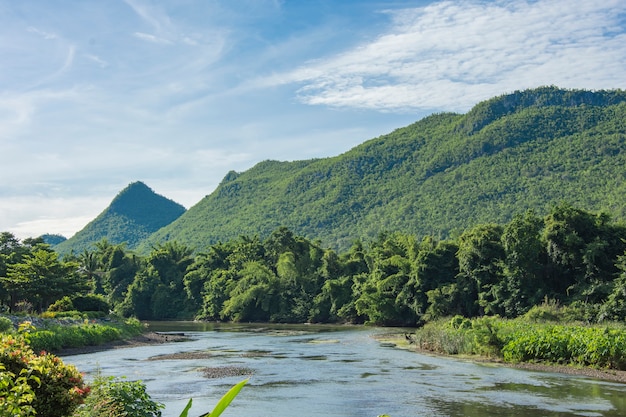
[413,315,626,370]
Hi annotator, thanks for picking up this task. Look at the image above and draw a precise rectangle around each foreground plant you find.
[179,378,248,417]
[0,330,88,417]
[73,375,164,417]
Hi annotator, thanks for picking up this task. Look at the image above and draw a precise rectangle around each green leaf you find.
[207,378,248,417]
[178,398,193,417]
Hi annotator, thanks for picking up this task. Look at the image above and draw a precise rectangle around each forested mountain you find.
[140,86,626,252]
[55,181,185,254]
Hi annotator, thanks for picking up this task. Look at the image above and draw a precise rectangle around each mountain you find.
[55,181,186,253]
[137,87,626,252]
[40,234,67,246]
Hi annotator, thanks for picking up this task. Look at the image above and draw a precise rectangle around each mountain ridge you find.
[139,86,626,252]
[54,86,626,254]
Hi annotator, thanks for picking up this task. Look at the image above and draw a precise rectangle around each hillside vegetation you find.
[55,182,185,254]
[141,86,626,252]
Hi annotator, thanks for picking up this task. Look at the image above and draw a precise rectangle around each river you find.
[63,322,626,417]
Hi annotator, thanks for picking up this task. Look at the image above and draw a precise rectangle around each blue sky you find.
[1,0,625,239]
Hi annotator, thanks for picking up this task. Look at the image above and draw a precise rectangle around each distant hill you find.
[55,181,186,253]
[40,234,67,246]
[137,86,626,252]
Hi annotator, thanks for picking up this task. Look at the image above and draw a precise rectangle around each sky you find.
[1,0,625,239]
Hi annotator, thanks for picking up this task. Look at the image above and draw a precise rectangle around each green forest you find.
[3,203,626,326]
[135,86,626,253]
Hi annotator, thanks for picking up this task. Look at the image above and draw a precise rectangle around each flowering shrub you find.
[0,331,89,417]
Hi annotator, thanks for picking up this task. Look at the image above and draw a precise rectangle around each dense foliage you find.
[138,86,626,252]
[3,203,626,329]
[55,181,186,254]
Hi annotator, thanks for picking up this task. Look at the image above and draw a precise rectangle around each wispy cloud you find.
[133,31,173,44]
[2,0,626,239]
[84,54,108,68]
[123,0,172,33]
[271,0,626,112]
[27,26,57,40]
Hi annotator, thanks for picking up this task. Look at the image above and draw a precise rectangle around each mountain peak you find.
[54,181,186,253]
[109,181,171,214]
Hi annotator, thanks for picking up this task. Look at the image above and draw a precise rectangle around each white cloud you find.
[27,26,57,40]
[0,196,109,239]
[270,0,626,112]
[2,0,626,239]
[84,54,108,68]
[123,0,172,33]
[133,31,173,45]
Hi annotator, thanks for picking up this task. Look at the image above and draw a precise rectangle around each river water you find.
[63,322,626,417]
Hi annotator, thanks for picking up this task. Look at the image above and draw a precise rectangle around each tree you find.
[456,224,505,316]
[221,261,282,322]
[500,210,546,316]
[354,233,420,325]
[411,237,459,320]
[542,203,626,303]
[118,241,194,319]
[101,244,141,307]
[598,252,626,321]
[2,249,89,312]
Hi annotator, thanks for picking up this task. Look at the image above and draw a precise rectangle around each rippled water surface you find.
[63,322,626,417]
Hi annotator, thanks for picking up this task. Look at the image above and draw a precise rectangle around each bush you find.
[72,294,110,313]
[0,362,37,416]
[522,299,561,322]
[74,375,163,417]
[0,316,13,332]
[0,333,88,417]
[48,294,111,314]
[48,296,75,312]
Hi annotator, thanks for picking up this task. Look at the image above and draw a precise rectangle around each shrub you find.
[0,333,88,417]
[48,294,111,314]
[0,362,37,416]
[48,296,75,312]
[448,315,472,330]
[470,316,505,356]
[72,294,110,313]
[0,316,13,332]
[523,299,561,322]
[74,375,163,417]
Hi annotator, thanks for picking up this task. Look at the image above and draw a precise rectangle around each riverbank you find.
[375,332,626,384]
[58,331,190,356]
[62,325,626,384]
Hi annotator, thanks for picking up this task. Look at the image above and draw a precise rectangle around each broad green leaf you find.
[207,378,248,417]
[178,398,193,417]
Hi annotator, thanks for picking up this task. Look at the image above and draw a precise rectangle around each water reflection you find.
[63,322,626,417]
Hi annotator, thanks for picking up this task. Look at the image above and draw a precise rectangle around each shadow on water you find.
[63,322,626,417]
